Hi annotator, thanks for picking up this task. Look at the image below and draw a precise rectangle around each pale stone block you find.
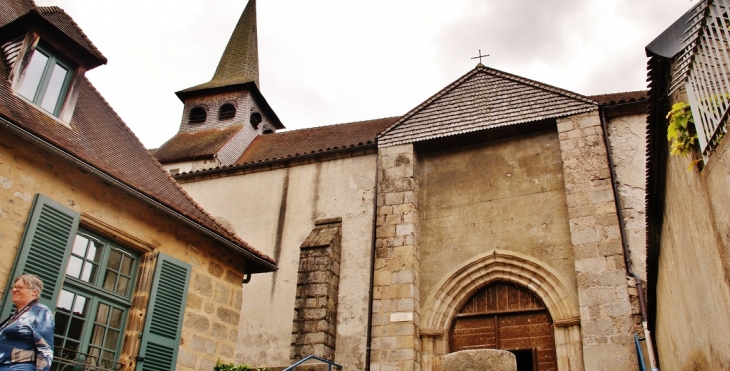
[386,192,405,206]
[442,349,516,371]
[556,119,574,133]
[392,269,416,285]
[396,223,415,236]
[374,271,392,286]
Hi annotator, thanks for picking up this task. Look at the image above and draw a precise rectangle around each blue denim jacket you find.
[0,302,54,371]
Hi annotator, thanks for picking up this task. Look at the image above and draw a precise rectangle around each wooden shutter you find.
[138,253,191,371]
[0,194,79,319]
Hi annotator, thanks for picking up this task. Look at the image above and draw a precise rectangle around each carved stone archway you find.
[420,250,584,371]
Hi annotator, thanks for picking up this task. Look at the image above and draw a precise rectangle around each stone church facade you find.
[155,1,651,370]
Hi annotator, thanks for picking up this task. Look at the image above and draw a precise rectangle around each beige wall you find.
[606,111,648,281]
[180,154,378,369]
[654,126,730,370]
[417,129,577,302]
[0,127,247,371]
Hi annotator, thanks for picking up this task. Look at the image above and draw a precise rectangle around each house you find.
[155,1,653,370]
[0,1,276,370]
[645,0,730,369]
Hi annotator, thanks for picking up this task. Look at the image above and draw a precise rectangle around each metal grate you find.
[671,0,730,158]
[52,346,123,371]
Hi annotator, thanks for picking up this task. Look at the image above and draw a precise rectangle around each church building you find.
[154,1,652,370]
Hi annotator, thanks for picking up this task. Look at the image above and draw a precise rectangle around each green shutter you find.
[1,194,79,318]
[138,253,191,371]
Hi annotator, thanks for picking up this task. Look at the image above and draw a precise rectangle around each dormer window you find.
[189,107,207,123]
[219,103,236,120]
[17,44,73,116]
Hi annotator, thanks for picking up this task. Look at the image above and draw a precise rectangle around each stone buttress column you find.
[371,144,421,371]
[290,218,342,363]
[556,112,637,370]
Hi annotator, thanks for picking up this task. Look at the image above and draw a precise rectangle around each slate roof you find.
[155,126,242,163]
[0,3,275,272]
[178,0,258,94]
[235,117,398,165]
[378,64,598,147]
[590,91,648,106]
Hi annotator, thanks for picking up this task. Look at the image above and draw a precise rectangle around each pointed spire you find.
[212,0,258,87]
[176,0,259,96]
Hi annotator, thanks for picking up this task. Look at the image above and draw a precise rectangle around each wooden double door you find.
[450,281,558,371]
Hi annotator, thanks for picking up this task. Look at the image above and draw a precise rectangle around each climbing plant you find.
[666,101,697,156]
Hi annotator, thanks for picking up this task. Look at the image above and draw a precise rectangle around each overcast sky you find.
[34,0,695,148]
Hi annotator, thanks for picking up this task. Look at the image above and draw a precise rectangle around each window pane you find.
[104,329,119,349]
[40,63,68,113]
[68,317,85,340]
[90,324,105,347]
[89,241,102,263]
[72,235,89,256]
[66,256,83,278]
[103,271,117,292]
[108,250,121,270]
[95,303,110,324]
[73,295,87,316]
[81,263,97,283]
[57,290,74,311]
[55,312,70,334]
[116,276,129,296]
[109,308,123,328]
[17,49,48,100]
[120,255,133,275]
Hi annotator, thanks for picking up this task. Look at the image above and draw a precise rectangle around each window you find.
[250,111,262,129]
[219,103,236,120]
[53,231,138,368]
[17,45,73,116]
[0,194,192,370]
[189,107,207,123]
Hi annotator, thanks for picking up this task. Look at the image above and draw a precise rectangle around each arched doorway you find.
[450,281,558,371]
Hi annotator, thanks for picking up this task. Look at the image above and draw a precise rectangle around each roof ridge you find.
[36,5,62,13]
[277,116,402,135]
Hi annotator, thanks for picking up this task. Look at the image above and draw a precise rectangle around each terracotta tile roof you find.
[378,64,598,147]
[0,26,275,271]
[235,116,399,165]
[589,90,648,106]
[35,6,105,63]
[154,126,243,163]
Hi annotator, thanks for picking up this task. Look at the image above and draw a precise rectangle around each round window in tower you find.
[250,112,263,129]
[219,103,236,120]
[189,107,207,123]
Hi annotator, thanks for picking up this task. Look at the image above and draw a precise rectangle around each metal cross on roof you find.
[471,49,490,64]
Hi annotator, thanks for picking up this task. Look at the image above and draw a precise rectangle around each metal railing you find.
[283,355,342,371]
[51,346,124,371]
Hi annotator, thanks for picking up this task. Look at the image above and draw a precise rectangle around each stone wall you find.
[291,218,342,362]
[0,127,248,371]
[371,144,421,371]
[556,112,637,370]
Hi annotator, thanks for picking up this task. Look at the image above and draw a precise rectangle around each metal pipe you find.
[0,116,277,273]
[364,139,379,371]
[599,108,659,370]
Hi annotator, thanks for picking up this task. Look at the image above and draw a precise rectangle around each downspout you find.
[599,107,659,371]
[365,139,379,371]
[0,116,277,273]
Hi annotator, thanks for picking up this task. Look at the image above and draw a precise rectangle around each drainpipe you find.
[364,139,379,371]
[599,107,659,371]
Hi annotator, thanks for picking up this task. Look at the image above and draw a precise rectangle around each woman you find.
[0,274,54,371]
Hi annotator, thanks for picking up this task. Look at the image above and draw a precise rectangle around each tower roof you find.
[177,0,259,96]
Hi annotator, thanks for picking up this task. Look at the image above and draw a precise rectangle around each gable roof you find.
[378,64,598,147]
[177,0,258,95]
[0,7,275,273]
[155,125,243,164]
